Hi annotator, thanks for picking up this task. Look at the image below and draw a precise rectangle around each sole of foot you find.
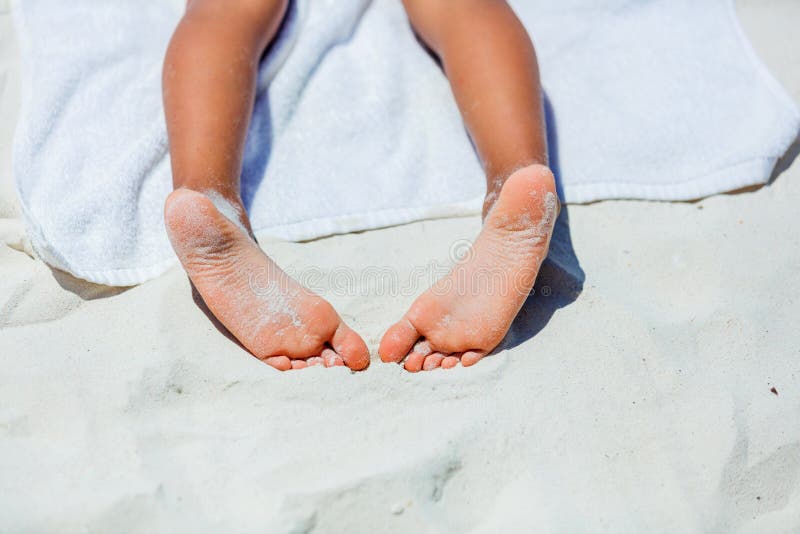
[378,164,558,371]
[165,188,370,371]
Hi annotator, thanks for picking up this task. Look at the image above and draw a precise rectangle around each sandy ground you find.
[1,1,799,532]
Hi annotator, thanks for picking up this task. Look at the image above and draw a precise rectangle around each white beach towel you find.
[11,0,800,286]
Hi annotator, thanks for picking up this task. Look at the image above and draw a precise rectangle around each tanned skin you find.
[162,0,558,372]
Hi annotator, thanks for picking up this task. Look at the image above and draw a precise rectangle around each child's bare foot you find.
[165,189,370,371]
[379,164,558,371]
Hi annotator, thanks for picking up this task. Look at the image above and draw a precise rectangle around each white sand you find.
[1,1,799,531]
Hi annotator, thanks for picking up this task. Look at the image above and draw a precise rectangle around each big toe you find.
[379,319,419,363]
[332,322,370,371]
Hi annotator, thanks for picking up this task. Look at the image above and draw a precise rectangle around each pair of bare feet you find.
[164,164,558,372]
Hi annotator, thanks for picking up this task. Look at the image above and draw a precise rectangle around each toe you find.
[461,350,486,367]
[412,340,432,356]
[404,352,427,373]
[306,356,323,366]
[441,356,460,369]
[379,319,419,363]
[321,348,346,368]
[332,323,370,371]
[291,360,308,370]
[321,348,339,368]
[265,356,292,371]
[423,353,445,371]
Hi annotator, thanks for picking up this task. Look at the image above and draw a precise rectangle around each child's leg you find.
[163,0,369,371]
[379,0,558,371]
[164,0,286,213]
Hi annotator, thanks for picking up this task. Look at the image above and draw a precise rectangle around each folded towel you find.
[11,0,799,286]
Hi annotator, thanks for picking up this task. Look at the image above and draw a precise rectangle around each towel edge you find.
[31,156,783,287]
[561,156,776,204]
